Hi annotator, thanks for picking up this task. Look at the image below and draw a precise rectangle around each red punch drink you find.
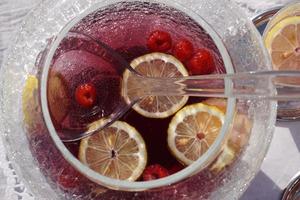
[45,1,244,183]
[23,2,251,198]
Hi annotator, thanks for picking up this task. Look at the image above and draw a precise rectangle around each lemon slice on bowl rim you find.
[264,16,300,85]
[264,16,300,54]
[79,120,147,181]
[167,103,225,166]
[122,52,189,118]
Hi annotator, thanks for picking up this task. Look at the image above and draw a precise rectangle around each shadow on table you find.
[276,121,300,152]
[241,170,282,200]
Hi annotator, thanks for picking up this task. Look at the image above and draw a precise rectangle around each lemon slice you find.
[264,16,300,84]
[22,75,40,129]
[202,98,227,113]
[48,72,70,124]
[122,53,189,118]
[79,121,147,181]
[167,103,225,165]
[209,144,235,172]
[202,98,252,173]
[210,114,252,173]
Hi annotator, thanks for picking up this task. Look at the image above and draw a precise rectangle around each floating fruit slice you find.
[209,144,235,173]
[168,103,225,165]
[22,75,41,129]
[79,121,147,181]
[202,98,227,113]
[264,16,300,84]
[202,98,252,173]
[48,72,70,124]
[123,52,189,118]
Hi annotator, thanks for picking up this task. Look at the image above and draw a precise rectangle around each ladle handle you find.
[133,71,300,100]
[69,31,300,101]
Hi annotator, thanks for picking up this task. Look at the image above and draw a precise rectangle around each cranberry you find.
[187,49,215,75]
[173,39,194,62]
[143,164,169,181]
[147,30,172,52]
[75,83,97,108]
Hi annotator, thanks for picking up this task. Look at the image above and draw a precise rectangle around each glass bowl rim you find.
[40,0,236,191]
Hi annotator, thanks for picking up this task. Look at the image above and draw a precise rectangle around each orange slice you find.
[79,121,147,181]
[122,53,188,118]
[167,103,225,165]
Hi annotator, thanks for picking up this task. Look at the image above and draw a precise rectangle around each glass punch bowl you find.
[0,0,277,199]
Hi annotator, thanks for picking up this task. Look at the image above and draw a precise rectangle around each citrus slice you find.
[122,52,189,118]
[48,72,70,124]
[202,98,227,113]
[202,98,252,173]
[264,16,300,84]
[22,75,40,129]
[79,121,147,181]
[167,103,225,165]
[209,144,235,173]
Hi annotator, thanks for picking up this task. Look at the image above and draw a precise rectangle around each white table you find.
[241,121,300,200]
[0,0,299,199]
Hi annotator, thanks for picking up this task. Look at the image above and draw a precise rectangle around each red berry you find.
[173,39,194,62]
[187,49,215,75]
[147,30,172,52]
[143,164,169,181]
[75,83,97,108]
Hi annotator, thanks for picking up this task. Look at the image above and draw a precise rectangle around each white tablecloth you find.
[0,0,299,199]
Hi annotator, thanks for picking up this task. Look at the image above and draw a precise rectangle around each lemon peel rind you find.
[264,16,300,50]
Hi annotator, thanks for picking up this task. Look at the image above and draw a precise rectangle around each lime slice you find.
[167,103,225,165]
[79,121,147,181]
[122,53,188,118]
